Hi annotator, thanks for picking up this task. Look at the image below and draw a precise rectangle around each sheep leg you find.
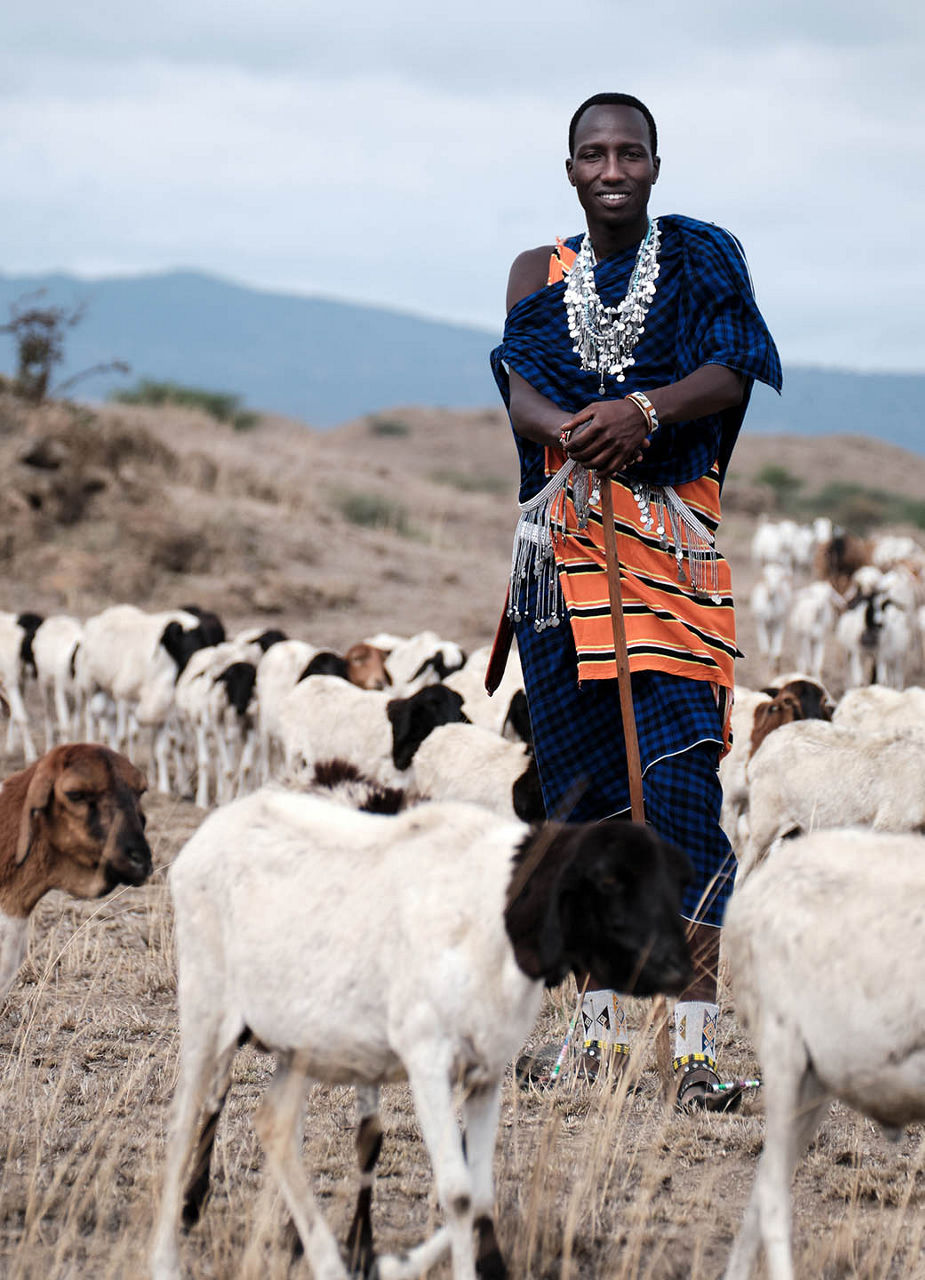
[151,1035,238,1280]
[723,1031,828,1280]
[253,1051,349,1280]
[401,1051,477,1280]
[235,727,257,797]
[462,1081,506,1279]
[345,1085,383,1278]
[55,678,74,742]
[40,681,57,751]
[194,723,212,808]
[6,682,37,763]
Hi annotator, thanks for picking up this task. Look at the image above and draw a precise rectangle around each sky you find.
[3,0,924,372]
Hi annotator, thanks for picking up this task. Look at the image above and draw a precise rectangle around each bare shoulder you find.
[506,245,555,313]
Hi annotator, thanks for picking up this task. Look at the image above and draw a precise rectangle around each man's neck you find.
[586,211,650,261]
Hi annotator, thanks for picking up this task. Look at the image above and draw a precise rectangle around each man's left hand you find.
[559,398,651,475]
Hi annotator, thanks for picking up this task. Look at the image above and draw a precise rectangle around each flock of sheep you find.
[1,578,924,1280]
[748,518,925,687]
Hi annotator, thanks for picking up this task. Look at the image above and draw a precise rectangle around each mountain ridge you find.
[1,268,921,449]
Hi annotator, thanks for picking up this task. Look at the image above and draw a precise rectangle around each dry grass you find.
[1,782,923,1278]
[1,397,925,1275]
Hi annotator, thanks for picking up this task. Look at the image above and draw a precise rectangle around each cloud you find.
[1,1,923,370]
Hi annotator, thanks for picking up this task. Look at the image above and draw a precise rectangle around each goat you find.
[0,743,151,1001]
[741,720,925,879]
[723,829,925,1280]
[151,792,692,1280]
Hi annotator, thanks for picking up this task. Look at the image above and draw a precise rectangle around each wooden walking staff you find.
[599,477,674,1099]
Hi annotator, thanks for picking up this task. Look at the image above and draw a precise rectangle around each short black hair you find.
[568,93,658,158]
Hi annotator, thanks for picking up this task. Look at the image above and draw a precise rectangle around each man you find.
[491,93,781,1108]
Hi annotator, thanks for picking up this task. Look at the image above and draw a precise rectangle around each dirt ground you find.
[0,394,924,1278]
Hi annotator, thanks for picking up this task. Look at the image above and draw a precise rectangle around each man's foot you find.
[515,1040,631,1089]
[674,1061,745,1113]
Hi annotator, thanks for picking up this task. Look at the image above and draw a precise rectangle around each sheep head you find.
[13,744,152,903]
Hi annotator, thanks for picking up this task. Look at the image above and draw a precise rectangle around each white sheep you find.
[749,563,793,674]
[174,640,262,807]
[741,719,925,879]
[277,675,467,790]
[723,829,925,1280]
[787,581,842,680]
[410,722,542,821]
[253,639,319,783]
[380,630,466,696]
[718,687,771,850]
[32,614,84,750]
[832,684,925,734]
[151,789,693,1280]
[75,605,211,792]
[442,645,527,739]
[0,611,42,763]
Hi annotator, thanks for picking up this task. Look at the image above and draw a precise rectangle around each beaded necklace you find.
[563,218,661,394]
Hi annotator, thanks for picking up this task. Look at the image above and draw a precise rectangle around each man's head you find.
[566,94,660,245]
[568,93,658,159]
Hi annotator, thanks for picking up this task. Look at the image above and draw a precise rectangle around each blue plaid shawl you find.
[491,214,782,502]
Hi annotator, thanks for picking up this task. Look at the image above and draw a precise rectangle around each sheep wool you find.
[673,1000,719,1067]
[581,988,629,1054]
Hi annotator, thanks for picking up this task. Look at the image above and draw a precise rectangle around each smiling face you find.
[565,104,660,253]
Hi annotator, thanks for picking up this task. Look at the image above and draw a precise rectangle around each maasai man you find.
[492,93,781,1109]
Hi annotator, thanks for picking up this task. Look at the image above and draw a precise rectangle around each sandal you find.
[515,1040,632,1090]
[674,1055,745,1114]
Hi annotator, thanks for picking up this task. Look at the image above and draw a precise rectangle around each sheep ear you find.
[15,758,56,865]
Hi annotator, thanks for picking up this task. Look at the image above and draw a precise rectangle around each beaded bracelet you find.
[625,391,659,435]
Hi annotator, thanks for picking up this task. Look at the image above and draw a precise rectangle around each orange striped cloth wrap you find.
[544,445,737,753]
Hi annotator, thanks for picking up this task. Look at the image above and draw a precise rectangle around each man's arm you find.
[562,365,745,475]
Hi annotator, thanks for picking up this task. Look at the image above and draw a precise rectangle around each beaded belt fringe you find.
[509,461,721,631]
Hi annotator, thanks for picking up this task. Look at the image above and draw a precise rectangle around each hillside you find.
[1,269,923,447]
[2,391,925,693]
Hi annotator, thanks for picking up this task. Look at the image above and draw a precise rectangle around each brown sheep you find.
[0,743,152,1001]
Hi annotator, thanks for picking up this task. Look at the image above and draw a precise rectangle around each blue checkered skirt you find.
[516,608,736,927]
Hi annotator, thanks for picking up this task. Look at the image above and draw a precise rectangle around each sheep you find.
[379,630,467,696]
[750,518,798,573]
[722,829,925,1280]
[442,645,528,741]
[748,563,793,675]
[173,640,263,807]
[814,530,872,596]
[741,719,925,879]
[835,587,885,688]
[254,639,320,782]
[301,643,391,691]
[32,614,84,750]
[75,605,216,792]
[150,790,693,1280]
[787,581,843,680]
[410,722,544,821]
[0,611,43,764]
[278,675,469,789]
[832,684,925,734]
[0,743,151,1001]
[719,677,833,852]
